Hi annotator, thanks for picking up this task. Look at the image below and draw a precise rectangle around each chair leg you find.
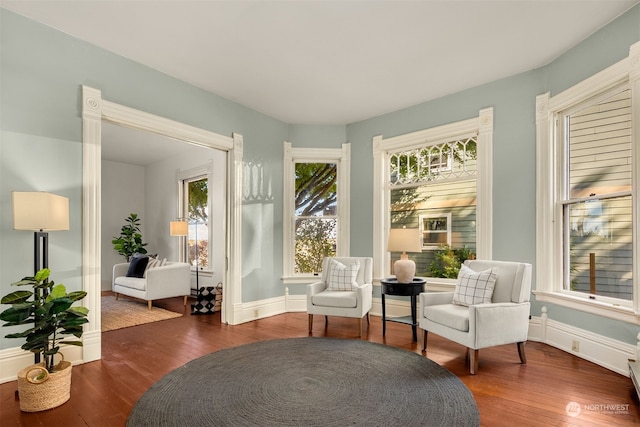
[308,314,313,333]
[422,330,428,351]
[115,293,119,300]
[325,315,329,325]
[469,349,479,375]
[183,295,188,306]
[358,317,363,337]
[366,312,370,324]
[147,300,152,310]
[517,341,527,364]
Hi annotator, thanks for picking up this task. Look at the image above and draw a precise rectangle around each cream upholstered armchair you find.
[419,259,532,374]
[307,257,373,337]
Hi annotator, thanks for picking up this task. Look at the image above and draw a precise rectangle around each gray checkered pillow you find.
[326,259,360,291]
[452,264,497,306]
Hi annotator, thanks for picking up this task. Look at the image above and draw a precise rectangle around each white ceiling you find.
[2,0,638,127]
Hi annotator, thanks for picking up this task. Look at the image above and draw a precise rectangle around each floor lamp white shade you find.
[170,220,188,236]
[387,227,422,283]
[12,192,69,231]
[12,191,69,364]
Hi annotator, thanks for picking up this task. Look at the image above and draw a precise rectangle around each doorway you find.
[81,85,243,364]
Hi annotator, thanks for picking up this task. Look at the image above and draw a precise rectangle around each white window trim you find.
[419,213,452,250]
[372,108,493,283]
[535,41,640,323]
[282,141,351,284]
[177,163,214,272]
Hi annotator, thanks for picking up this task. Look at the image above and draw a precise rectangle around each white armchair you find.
[307,257,373,337]
[419,259,532,374]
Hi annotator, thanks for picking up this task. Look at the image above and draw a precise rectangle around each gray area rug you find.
[127,337,479,427]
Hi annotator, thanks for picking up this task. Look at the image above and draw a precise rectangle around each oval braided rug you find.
[127,337,479,427]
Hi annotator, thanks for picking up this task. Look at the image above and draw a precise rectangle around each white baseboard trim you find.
[528,315,635,377]
[0,345,84,384]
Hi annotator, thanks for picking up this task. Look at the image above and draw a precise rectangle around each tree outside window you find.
[294,163,337,273]
[186,177,208,269]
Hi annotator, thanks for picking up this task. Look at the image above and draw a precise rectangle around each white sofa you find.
[112,261,191,310]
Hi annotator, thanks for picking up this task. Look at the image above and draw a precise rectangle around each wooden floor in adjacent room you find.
[1,294,638,426]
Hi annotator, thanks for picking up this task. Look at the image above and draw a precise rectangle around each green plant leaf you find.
[0,290,33,305]
[67,306,89,316]
[34,268,50,282]
[0,307,32,324]
[66,291,88,302]
[5,328,34,338]
[11,277,38,287]
[47,284,67,301]
[51,299,73,314]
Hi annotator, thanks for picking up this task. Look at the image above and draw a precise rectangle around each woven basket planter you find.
[17,359,72,412]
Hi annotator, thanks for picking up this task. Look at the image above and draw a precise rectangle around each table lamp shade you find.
[12,192,69,231]
[170,220,188,236]
[386,228,422,253]
[387,227,421,283]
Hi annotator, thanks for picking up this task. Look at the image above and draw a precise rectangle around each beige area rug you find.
[102,296,183,332]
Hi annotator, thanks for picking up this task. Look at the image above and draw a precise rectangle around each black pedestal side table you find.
[381,277,426,342]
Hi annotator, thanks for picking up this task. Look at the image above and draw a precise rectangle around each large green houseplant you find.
[0,268,89,411]
[0,268,89,372]
[112,213,148,261]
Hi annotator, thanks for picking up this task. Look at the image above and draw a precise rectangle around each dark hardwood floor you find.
[1,294,638,426]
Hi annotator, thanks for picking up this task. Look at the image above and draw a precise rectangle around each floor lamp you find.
[170,219,198,296]
[12,191,70,363]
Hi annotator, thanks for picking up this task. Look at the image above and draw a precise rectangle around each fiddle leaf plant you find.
[0,268,89,372]
[112,213,148,261]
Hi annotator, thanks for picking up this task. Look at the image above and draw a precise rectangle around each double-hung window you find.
[536,42,639,321]
[282,142,350,282]
[177,164,212,272]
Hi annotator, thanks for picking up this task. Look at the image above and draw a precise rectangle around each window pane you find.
[565,195,632,300]
[424,217,447,231]
[389,137,477,185]
[294,218,337,273]
[188,223,208,269]
[390,179,476,278]
[295,163,337,216]
[293,162,337,274]
[567,88,631,199]
[187,177,208,268]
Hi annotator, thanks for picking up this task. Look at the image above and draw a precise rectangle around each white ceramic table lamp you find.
[387,227,422,283]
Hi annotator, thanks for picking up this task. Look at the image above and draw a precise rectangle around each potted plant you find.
[0,268,89,412]
[112,213,148,261]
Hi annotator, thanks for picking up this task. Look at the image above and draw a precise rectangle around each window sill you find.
[282,275,322,285]
[533,291,639,325]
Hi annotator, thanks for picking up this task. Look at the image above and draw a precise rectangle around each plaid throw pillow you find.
[326,259,360,291]
[452,264,497,306]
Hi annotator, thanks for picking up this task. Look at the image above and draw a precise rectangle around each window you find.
[420,213,452,249]
[282,143,350,282]
[535,42,639,321]
[177,164,213,272]
[373,109,493,282]
[185,176,209,270]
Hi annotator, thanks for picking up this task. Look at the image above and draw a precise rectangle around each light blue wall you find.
[345,4,640,344]
[0,8,289,343]
[1,5,639,350]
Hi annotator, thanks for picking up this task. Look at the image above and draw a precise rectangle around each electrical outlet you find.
[571,340,580,352]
